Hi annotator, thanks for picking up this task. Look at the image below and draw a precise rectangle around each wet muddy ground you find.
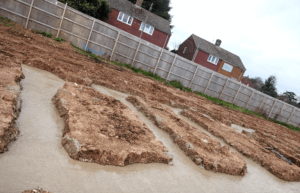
[1,65,299,192]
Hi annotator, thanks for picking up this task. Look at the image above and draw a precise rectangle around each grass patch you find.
[70,42,104,61]
[54,37,65,42]
[0,16,15,27]
[69,41,299,132]
[33,30,53,38]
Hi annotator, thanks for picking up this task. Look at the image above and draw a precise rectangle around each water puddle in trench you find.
[0,65,299,193]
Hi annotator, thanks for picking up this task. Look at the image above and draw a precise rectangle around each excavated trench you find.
[0,65,300,193]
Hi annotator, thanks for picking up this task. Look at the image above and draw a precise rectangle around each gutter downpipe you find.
[238,69,244,82]
[192,42,201,62]
[163,34,169,49]
[139,3,153,39]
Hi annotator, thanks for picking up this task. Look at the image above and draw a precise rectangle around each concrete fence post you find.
[188,66,199,88]
[219,78,229,99]
[132,41,141,66]
[153,48,164,74]
[246,90,254,109]
[25,0,35,28]
[166,55,177,81]
[278,103,285,120]
[268,100,276,118]
[204,72,214,94]
[56,2,67,37]
[287,107,295,123]
[85,20,95,51]
[232,85,242,104]
[258,96,266,112]
[110,31,120,61]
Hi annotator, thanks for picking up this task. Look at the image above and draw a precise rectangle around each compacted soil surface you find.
[127,96,247,175]
[1,17,300,181]
[0,43,24,153]
[53,82,172,166]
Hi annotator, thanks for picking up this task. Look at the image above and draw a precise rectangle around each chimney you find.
[215,39,222,47]
[135,0,143,8]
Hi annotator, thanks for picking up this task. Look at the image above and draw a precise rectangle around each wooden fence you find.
[1,0,299,127]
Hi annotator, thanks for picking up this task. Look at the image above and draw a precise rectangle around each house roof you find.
[191,34,246,70]
[106,0,172,35]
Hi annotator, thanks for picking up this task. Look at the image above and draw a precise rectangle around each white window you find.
[222,63,233,73]
[183,47,187,54]
[207,54,219,65]
[139,22,154,35]
[117,12,133,25]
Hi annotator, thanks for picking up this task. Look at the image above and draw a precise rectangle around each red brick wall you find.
[177,35,196,60]
[194,50,222,72]
[104,9,170,48]
[241,77,253,87]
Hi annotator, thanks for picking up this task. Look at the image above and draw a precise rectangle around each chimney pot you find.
[215,39,222,47]
[135,0,143,8]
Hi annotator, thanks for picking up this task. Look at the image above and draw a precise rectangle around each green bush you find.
[0,16,15,27]
[58,0,111,20]
[34,30,53,38]
[54,37,65,42]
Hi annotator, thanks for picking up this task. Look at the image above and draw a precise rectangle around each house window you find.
[222,63,233,73]
[139,22,154,35]
[117,12,133,25]
[207,54,219,65]
[183,47,187,54]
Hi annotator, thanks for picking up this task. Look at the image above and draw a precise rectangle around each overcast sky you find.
[167,0,300,96]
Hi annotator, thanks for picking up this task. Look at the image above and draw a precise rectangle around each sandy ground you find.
[0,65,300,192]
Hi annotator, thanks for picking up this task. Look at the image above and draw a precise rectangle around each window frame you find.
[222,63,233,73]
[207,54,219,65]
[183,47,187,54]
[139,22,155,35]
[117,12,133,26]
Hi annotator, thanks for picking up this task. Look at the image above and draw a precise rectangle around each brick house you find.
[241,76,253,87]
[177,34,246,81]
[104,0,171,48]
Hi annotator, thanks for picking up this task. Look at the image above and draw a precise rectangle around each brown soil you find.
[127,96,247,175]
[53,82,172,166]
[1,18,300,180]
[0,38,24,152]
[181,109,300,181]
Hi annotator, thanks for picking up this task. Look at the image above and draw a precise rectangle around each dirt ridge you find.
[127,96,247,176]
[53,82,172,166]
[181,109,300,181]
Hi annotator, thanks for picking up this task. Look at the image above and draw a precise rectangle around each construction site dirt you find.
[53,82,172,166]
[1,18,300,192]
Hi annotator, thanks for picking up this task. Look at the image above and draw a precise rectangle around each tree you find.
[282,91,297,103]
[249,77,264,91]
[58,0,111,20]
[170,41,181,54]
[261,75,278,98]
[128,0,173,27]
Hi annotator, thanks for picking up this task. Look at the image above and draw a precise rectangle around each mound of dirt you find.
[0,51,24,152]
[181,109,300,181]
[127,96,247,176]
[52,82,172,166]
